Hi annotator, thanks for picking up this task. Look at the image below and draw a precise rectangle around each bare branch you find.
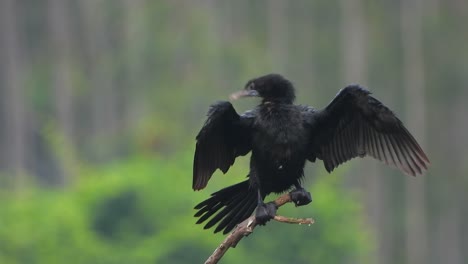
[204,193,315,264]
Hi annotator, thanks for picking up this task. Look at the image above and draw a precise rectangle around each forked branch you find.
[204,193,315,264]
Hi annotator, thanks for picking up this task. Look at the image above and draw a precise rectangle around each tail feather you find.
[195,202,223,223]
[204,194,246,230]
[196,191,244,223]
[211,194,249,231]
[194,180,257,234]
[224,200,258,233]
[215,194,256,233]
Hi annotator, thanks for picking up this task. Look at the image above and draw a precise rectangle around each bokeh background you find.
[0,0,467,263]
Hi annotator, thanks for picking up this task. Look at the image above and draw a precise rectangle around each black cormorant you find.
[193,74,429,234]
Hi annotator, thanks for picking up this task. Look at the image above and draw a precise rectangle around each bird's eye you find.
[247,82,255,90]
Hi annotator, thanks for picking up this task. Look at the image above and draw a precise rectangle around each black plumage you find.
[193,73,430,234]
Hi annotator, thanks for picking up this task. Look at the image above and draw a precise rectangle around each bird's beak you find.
[229,89,259,100]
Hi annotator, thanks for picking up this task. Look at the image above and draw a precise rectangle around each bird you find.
[192,73,430,234]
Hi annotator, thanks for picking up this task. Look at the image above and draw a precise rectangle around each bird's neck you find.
[258,101,294,119]
[261,98,294,105]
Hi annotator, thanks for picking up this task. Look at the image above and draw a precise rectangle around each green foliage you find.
[0,150,370,263]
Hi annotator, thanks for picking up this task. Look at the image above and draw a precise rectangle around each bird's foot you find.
[255,202,278,225]
[289,188,312,207]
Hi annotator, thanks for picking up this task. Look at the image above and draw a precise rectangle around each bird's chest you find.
[252,107,307,166]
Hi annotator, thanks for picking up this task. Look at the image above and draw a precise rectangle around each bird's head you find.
[230,74,295,104]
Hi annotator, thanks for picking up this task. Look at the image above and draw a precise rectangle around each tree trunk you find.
[401,0,428,263]
[122,0,146,131]
[79,0,117,161]
[48,0,76,185]
[268,0,288,73]
[341,0,367,84]
[0,0,28,188]
[341,1,385,263]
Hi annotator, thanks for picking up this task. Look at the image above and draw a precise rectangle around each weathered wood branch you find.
[204,193,315,264]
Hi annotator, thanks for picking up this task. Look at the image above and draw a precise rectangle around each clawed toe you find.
[290,188,312,207]
[255,202,277,225]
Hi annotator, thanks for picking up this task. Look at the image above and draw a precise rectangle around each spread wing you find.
[193,101,254,190]
[304,85,430,176]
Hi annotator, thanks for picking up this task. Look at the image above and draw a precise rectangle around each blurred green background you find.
[0,0,467,263]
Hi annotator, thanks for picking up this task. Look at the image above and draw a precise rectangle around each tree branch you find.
[204,193,315,264]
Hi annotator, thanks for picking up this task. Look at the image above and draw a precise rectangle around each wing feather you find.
[193,101,253,190]
[304,85,429,176]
